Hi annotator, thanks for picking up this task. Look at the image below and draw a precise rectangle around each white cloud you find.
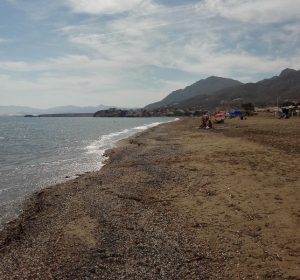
[1,0,300,107]
[0,38,9,44]
[61,2,300,82]
[202,0,300,24]
[0,69,175,108]
[65,0,152,15]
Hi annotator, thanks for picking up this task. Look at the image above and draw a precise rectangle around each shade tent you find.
[228,110,242,117]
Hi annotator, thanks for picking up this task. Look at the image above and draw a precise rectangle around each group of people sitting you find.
[199,111,249,129]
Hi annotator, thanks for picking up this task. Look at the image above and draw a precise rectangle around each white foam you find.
[132,122,161,130]
[86,129,131,155]
[85,119,176,157]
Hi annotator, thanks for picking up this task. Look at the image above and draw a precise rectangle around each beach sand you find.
[0,114,299,279]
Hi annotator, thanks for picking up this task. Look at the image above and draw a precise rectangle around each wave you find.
[85,118,178,158]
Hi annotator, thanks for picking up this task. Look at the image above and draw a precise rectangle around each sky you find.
[0,0,299,108]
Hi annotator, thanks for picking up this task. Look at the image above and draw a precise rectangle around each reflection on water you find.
[0,117,173,227]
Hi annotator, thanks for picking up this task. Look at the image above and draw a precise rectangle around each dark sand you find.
[0,115,299,279]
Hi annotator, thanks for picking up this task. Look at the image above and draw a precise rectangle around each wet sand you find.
[0,115,299,279]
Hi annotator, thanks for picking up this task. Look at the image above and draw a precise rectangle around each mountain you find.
[0,106,43,116]
[41,105,110,114]
[0,105,111,116]
[145,76,243,110]
[177,68,300,109]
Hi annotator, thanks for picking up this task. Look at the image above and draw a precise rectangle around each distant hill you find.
[145,76,243,110]
[0,105,110,116]
[177,68,300,109]
[37,113,94,117]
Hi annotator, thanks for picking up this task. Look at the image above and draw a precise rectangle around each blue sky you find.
[0,0,299,108]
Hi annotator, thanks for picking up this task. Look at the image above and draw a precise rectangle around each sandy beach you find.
[0,115,299,279]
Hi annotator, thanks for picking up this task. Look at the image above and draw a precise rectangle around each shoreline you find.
[0,118,176,229]
[0,118,178,239]
[0,115,299,279]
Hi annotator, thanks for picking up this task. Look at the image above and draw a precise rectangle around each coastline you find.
[0,119,177,245]
[0,116,299,279]
[0,117,175,228]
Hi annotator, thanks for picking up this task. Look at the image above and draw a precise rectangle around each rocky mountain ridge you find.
[145,69,300,110]
[145,76,243,110]
[177,68,300,109]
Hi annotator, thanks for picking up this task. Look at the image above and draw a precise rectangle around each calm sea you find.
[0,116,174,227]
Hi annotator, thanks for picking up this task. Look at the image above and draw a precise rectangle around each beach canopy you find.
[229,110,241,117]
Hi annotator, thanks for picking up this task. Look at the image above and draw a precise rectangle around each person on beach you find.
[199,114,213,129]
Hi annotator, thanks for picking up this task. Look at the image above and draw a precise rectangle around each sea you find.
[0,116,174,227]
